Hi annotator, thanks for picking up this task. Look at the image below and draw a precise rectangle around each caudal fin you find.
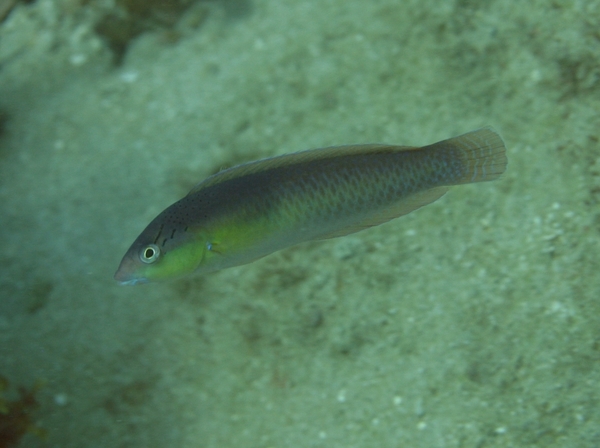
[438,127,508,184]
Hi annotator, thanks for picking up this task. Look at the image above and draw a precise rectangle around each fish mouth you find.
[114,256,149,285]
[114,268,149,285]
[116,276,149,286]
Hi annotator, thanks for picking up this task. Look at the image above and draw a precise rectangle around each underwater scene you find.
[0,0,599,446]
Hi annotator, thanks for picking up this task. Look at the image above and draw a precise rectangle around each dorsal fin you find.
[187,143,415,195]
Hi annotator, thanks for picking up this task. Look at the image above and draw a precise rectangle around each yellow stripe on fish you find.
[115,127,507,284]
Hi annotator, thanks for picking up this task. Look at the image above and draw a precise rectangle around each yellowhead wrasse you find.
[115,128,507,284]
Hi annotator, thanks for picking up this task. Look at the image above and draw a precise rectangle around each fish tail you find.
[433,127,508,184]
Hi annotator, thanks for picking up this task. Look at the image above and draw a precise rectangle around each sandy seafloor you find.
[1,0,600,446]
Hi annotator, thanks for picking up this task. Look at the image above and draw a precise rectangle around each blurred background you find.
[0,0,599,446]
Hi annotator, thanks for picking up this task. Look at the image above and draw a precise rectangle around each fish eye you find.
[140,244,160,264]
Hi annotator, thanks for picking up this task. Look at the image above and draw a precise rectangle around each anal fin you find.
[317,186,449,239]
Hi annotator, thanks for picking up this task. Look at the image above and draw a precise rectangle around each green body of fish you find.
[115,128,507,284]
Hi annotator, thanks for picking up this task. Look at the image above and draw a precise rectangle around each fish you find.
[115,127,507,285]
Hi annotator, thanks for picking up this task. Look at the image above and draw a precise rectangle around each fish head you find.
[115,217,209,285]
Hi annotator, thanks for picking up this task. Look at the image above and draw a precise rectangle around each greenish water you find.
[1,0,599,446]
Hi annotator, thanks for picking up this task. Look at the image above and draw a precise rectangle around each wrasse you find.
[115,128,507,285]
